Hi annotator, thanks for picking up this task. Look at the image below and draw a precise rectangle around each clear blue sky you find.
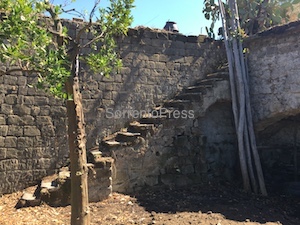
[52,0,220,35]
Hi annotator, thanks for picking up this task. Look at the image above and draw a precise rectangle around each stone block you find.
[5,95,17,104]
[29,106,40,116]
[40,106,50,116]
[7,115,22,125]
[14,105,31,115]
[24,126,41,136]
[22,115,35,125]
[41,125,55,137]
[1,104,13,114]
[23,96,35,105]
[0,159,19,171]
[50,106,67,117]
[7,125,23,136]
[4,75,18,85]
[37,158,52,169]
[18,86,28,95]
[17,137,34,148]
[36,116,52,125]
[0,148,6,159]
[0,116,6,125]
[0,125,9,136]
[17,76,27,86]
[35,96,49,105]
[6,147,18,158]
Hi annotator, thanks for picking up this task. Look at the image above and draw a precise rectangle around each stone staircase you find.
[99,64,229,152]
[94,64,230,192]
[14,64,230,207]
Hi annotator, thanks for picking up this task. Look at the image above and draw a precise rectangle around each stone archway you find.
[195,101,238,181]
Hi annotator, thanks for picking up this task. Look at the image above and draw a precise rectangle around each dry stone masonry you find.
[1,19,300,196]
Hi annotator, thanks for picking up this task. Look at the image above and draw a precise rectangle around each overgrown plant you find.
[0,0,134,224]
[203,0,300,37]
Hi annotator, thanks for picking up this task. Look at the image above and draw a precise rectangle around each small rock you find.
[127,200,133,205]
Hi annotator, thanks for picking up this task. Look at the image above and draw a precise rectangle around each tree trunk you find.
[66,55,90,225]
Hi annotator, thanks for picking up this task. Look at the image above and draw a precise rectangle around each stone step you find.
[196,77,225,85]
[175,93,203,101]
[102,133,118,142]
[87,149,102,164]
[183,84,213,94]
[127,121,155,137]
[163,100,191,110]
[139,115,167,124]
[206,71,229,79]
[15,185,41,209]
[115,131,141,143]
[217,64,229,72]
[102,140,123,147]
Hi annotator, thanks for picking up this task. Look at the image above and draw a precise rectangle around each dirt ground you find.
[0,182,299,225]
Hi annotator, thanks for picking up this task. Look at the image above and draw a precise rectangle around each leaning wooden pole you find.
[231,0,267,196]
[218,0,267,195]
[218,0,250,192]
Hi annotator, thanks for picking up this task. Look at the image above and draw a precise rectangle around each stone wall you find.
[245,21,300,130]
[0,21,226,194]
[0,73,68,194]
[81,27,226,149]
[108,77,234,193]
[2,19,300,195]
[245,21,300,193]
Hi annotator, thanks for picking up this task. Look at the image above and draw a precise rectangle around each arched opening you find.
[257,114,300,195]
[197,101,238,181]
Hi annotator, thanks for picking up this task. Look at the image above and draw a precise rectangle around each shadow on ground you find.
[132,182,300,225]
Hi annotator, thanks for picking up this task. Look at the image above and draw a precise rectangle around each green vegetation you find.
[0,1,134,224]
[203,0,300,38]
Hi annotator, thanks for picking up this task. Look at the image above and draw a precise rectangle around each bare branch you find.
[62,8,87,20]
[46,26,73,41]
[89,0,101,22]
[75,0,101,44]
[82,31,104,48]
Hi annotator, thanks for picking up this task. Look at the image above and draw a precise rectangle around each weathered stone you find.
[0,148,6,159]
[0,159,19,171]
[17,137,34,148]
[7,115,23,125]
[35,96,49,105]
[0,116,6,125]
[14,105,31,115]
[39,106,50,115]
[17,76,27,86]
[0,125,9,136]
[18,87,27,95]
[7,126,23,136]
[6,147,18,157]
[4,75,18,85]
[24,126,41,136]
[1,104,13,114]
[31,106,40,116]
[23,96,35,105]
[22,115,35,125]
[5,95,17,104]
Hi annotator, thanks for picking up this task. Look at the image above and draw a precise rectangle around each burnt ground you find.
[0,182,299,225]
